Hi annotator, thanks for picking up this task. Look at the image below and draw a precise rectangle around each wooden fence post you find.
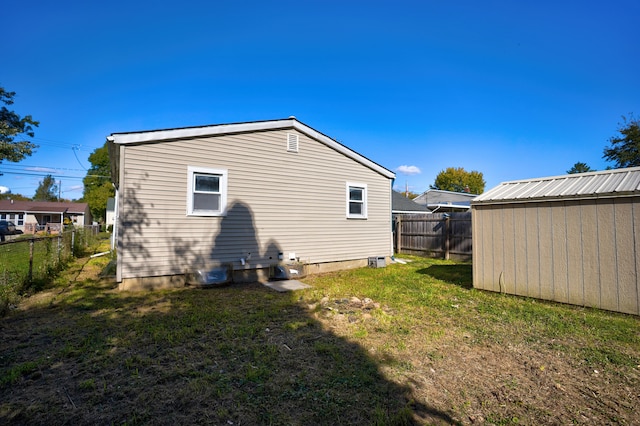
[443,215,450,260]
[58,235,63,263]
[28,239,34,283]
[395,216,402,254]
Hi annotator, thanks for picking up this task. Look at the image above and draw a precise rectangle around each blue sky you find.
[1,0,639,198]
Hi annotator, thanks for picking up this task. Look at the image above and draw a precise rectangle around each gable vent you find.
[287,133,299,153]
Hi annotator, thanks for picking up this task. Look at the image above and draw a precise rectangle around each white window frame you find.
[187,166,228,216]
[346,182,368,219]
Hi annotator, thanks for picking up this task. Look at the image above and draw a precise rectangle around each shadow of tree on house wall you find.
[169,201,284,281]
[210,201,262,269]
[118,178,151,276]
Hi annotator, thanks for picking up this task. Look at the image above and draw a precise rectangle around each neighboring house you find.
[106,197,116,229]
[413,189,476,212]
[107,117,396,290]
[0,200,92,233]
[391,191,431,215]
[472,167,640,315]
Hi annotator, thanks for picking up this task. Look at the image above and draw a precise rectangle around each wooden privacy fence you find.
[394,212,472,260]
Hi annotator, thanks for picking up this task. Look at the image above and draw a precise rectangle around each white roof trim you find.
[392,210,432,214]
[108,118,395,179]
[419,189,478,197]
[427,203,471,210]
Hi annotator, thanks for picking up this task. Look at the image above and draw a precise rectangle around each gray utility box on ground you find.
[368,256,386,268]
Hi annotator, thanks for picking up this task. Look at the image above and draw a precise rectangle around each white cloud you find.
[24,166,60,174]
[396,165,421,175]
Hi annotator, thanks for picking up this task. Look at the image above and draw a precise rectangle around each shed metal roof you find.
[473,167,640,205]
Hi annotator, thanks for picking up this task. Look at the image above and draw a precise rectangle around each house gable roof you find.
[392,191,431,213]
[473,167,640,205]
[0,200,89,214]
[107,118,395,188]
[414,189,477,204]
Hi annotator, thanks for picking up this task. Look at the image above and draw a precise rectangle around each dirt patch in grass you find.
[1,254,639,425]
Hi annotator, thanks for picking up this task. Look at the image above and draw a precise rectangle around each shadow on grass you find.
[417,264,473,289]
[0,281,461,425]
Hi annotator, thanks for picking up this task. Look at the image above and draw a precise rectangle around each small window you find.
[187,166,228,216]
[346,182,367,219]
[17,214,24,226]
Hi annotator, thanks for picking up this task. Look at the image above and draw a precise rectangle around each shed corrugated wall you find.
[473,197,640,315]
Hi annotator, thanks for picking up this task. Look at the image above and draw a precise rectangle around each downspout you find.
[390,177,395,259]
[116,144,124,283]
[111,185,118,251]
[107,135,123,283]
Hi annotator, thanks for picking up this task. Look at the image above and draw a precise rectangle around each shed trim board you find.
[108,118,395,289]
[472,167,640,316]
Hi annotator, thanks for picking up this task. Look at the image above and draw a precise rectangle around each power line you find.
[0,163,88,173]
[29,136,101,152]
[0,170,110,180]
[72,145,88,170]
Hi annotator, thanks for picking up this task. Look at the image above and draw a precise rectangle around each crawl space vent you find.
[287,133,299,152]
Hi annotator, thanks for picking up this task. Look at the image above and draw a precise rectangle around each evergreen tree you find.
[33,175,59,201]
[603,115,640,168]
[567,162,594,174]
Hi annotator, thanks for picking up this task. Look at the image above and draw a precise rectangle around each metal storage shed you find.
[471,167,640,315]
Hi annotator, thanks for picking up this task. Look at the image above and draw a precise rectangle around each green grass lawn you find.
[1,251,638,425]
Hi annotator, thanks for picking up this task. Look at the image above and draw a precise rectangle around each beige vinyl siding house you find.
[472,167,640,315]
[108,118,395,290]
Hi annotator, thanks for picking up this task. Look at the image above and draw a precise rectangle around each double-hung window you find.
[346,182,367,219]
[187,166,228,216]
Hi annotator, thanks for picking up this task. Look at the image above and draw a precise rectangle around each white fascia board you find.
[109,120,295,144]
[291,121,395,179]
[109,119,396,180]
[427,203,471,210]
[393,210,432,214]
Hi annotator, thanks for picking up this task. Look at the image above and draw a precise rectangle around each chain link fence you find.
[0,226,100,315]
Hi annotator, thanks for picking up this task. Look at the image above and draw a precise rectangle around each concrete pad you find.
[263,280,312,292]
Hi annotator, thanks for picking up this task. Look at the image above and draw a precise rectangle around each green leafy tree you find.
[567,162,594,174]
[82,142,114,222]
[603,115,640,168]
[431,167,485,194]
[0,192,30,201]
[0,86,39,171]
[33,174,59,201]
